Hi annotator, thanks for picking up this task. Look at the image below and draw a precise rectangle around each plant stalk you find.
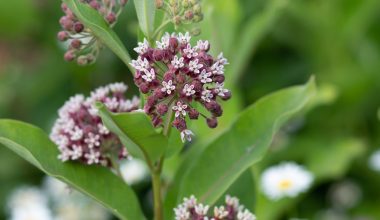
[152,170,163,220]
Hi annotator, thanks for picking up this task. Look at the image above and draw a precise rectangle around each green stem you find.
[152,169,163,220]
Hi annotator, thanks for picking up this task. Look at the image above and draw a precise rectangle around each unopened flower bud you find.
[190,0,199,6]
[71,39,82,49]
[152,115,163,127]
[106,12,116,24]
[153,49,164,61]
[184,10,194,20]
[140,83,150,94]
[214,75,225,83]
[155,0,164,9]
[64,51,75,61]
[193,14,204,23]
[183,0,190,8]
[193,4,202,14]
[191,28,201,36]
[74,22,84,33]
[173,16,182,25]
[173,118,187,131]
[206,117,218,128]
[120,0,128,6]
[89,0,100,9]
[189,108,199,119]
[157,104,168,115]
[221,91,231,101]
[57,31,69,41]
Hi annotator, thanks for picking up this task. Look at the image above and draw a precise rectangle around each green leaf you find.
[133,0,155,40]
[0,120,145,220]
[97,103,168,164]
[64,0,133,70]
[228,0,289,86]
[177,77,317,205]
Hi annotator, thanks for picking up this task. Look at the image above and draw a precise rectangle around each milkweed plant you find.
[0,0,319,220]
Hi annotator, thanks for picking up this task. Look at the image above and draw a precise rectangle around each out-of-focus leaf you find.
[64,0,133,69]
[177,78,317,206]
[133,0,155,40]
[0,120,145,220]
[229,0,289,86]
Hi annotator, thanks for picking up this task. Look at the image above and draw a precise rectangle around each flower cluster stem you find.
[152,170,163,220]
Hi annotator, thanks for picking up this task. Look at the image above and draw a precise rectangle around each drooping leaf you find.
[0,120,145,220]
[133,0,155,40]
[64,0,133,69]
[97,103,168,164]
[177,78,317,206]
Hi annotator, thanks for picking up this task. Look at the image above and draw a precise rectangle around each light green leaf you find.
[97,103,168,164]
[177,78,317,205]
[133,0,155,40]
[0,120,145,220]
[64,0,133,70]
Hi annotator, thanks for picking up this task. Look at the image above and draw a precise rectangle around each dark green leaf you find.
[0,120,145,220]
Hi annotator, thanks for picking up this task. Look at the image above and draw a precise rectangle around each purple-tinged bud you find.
[206,117,218,128]
[60,17,73,30]
[191,80,203,93]
[214,75,225,83]
[153,88,165,99]
[169,37,178,51]
[106,13,116,24]
[74,22,84,33]
[120,0,128,6]
[221,91,231,101]
[155,0,164,9]
[205,101,218,112]
[61,3,68,11]
[140,83,150,94]
[71,39,82,49]
[152,115,163,127]
[64,51,75,61]
[157,104,168,115]
[153,49,164,61]
[164,71,175,81]
[173,118,187,131]
[89,0,100,9]
[184,10,194,20]
[189,108,199,120]
[57,31,69,41]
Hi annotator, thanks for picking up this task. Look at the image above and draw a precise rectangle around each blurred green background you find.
[1,0,380,219]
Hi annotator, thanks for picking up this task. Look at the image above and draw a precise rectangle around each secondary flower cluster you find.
[131,32,231,142]
[50,82,139,166]
[155,0,203,30]
[174,195,256,220]
[261,162,314,200]
[57,0,127,65]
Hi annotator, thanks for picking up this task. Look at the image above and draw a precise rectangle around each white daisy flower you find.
[261,162,314,200]
[369,150,380,172]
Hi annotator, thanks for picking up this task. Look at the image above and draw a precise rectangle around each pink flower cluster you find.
[57,0,127,65]
[50,83,139,166]
[130,32,231,142]
[174,195,256,220]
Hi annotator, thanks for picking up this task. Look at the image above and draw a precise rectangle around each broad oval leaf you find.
[64,0,133,69]
[177,78,317,206]
[133,0,155,40]
[97,103,168,164]
[0,120,145,220]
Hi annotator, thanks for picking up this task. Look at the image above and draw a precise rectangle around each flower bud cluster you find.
[50,82,140,166]
[156,0,203,30]
[57,0,128,65]
[130,32,231,142]
[174,195,256,220]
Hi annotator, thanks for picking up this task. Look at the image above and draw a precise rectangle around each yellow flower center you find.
[278,179,293,190]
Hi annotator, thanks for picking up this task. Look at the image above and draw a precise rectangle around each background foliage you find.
[1,0,380,219]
